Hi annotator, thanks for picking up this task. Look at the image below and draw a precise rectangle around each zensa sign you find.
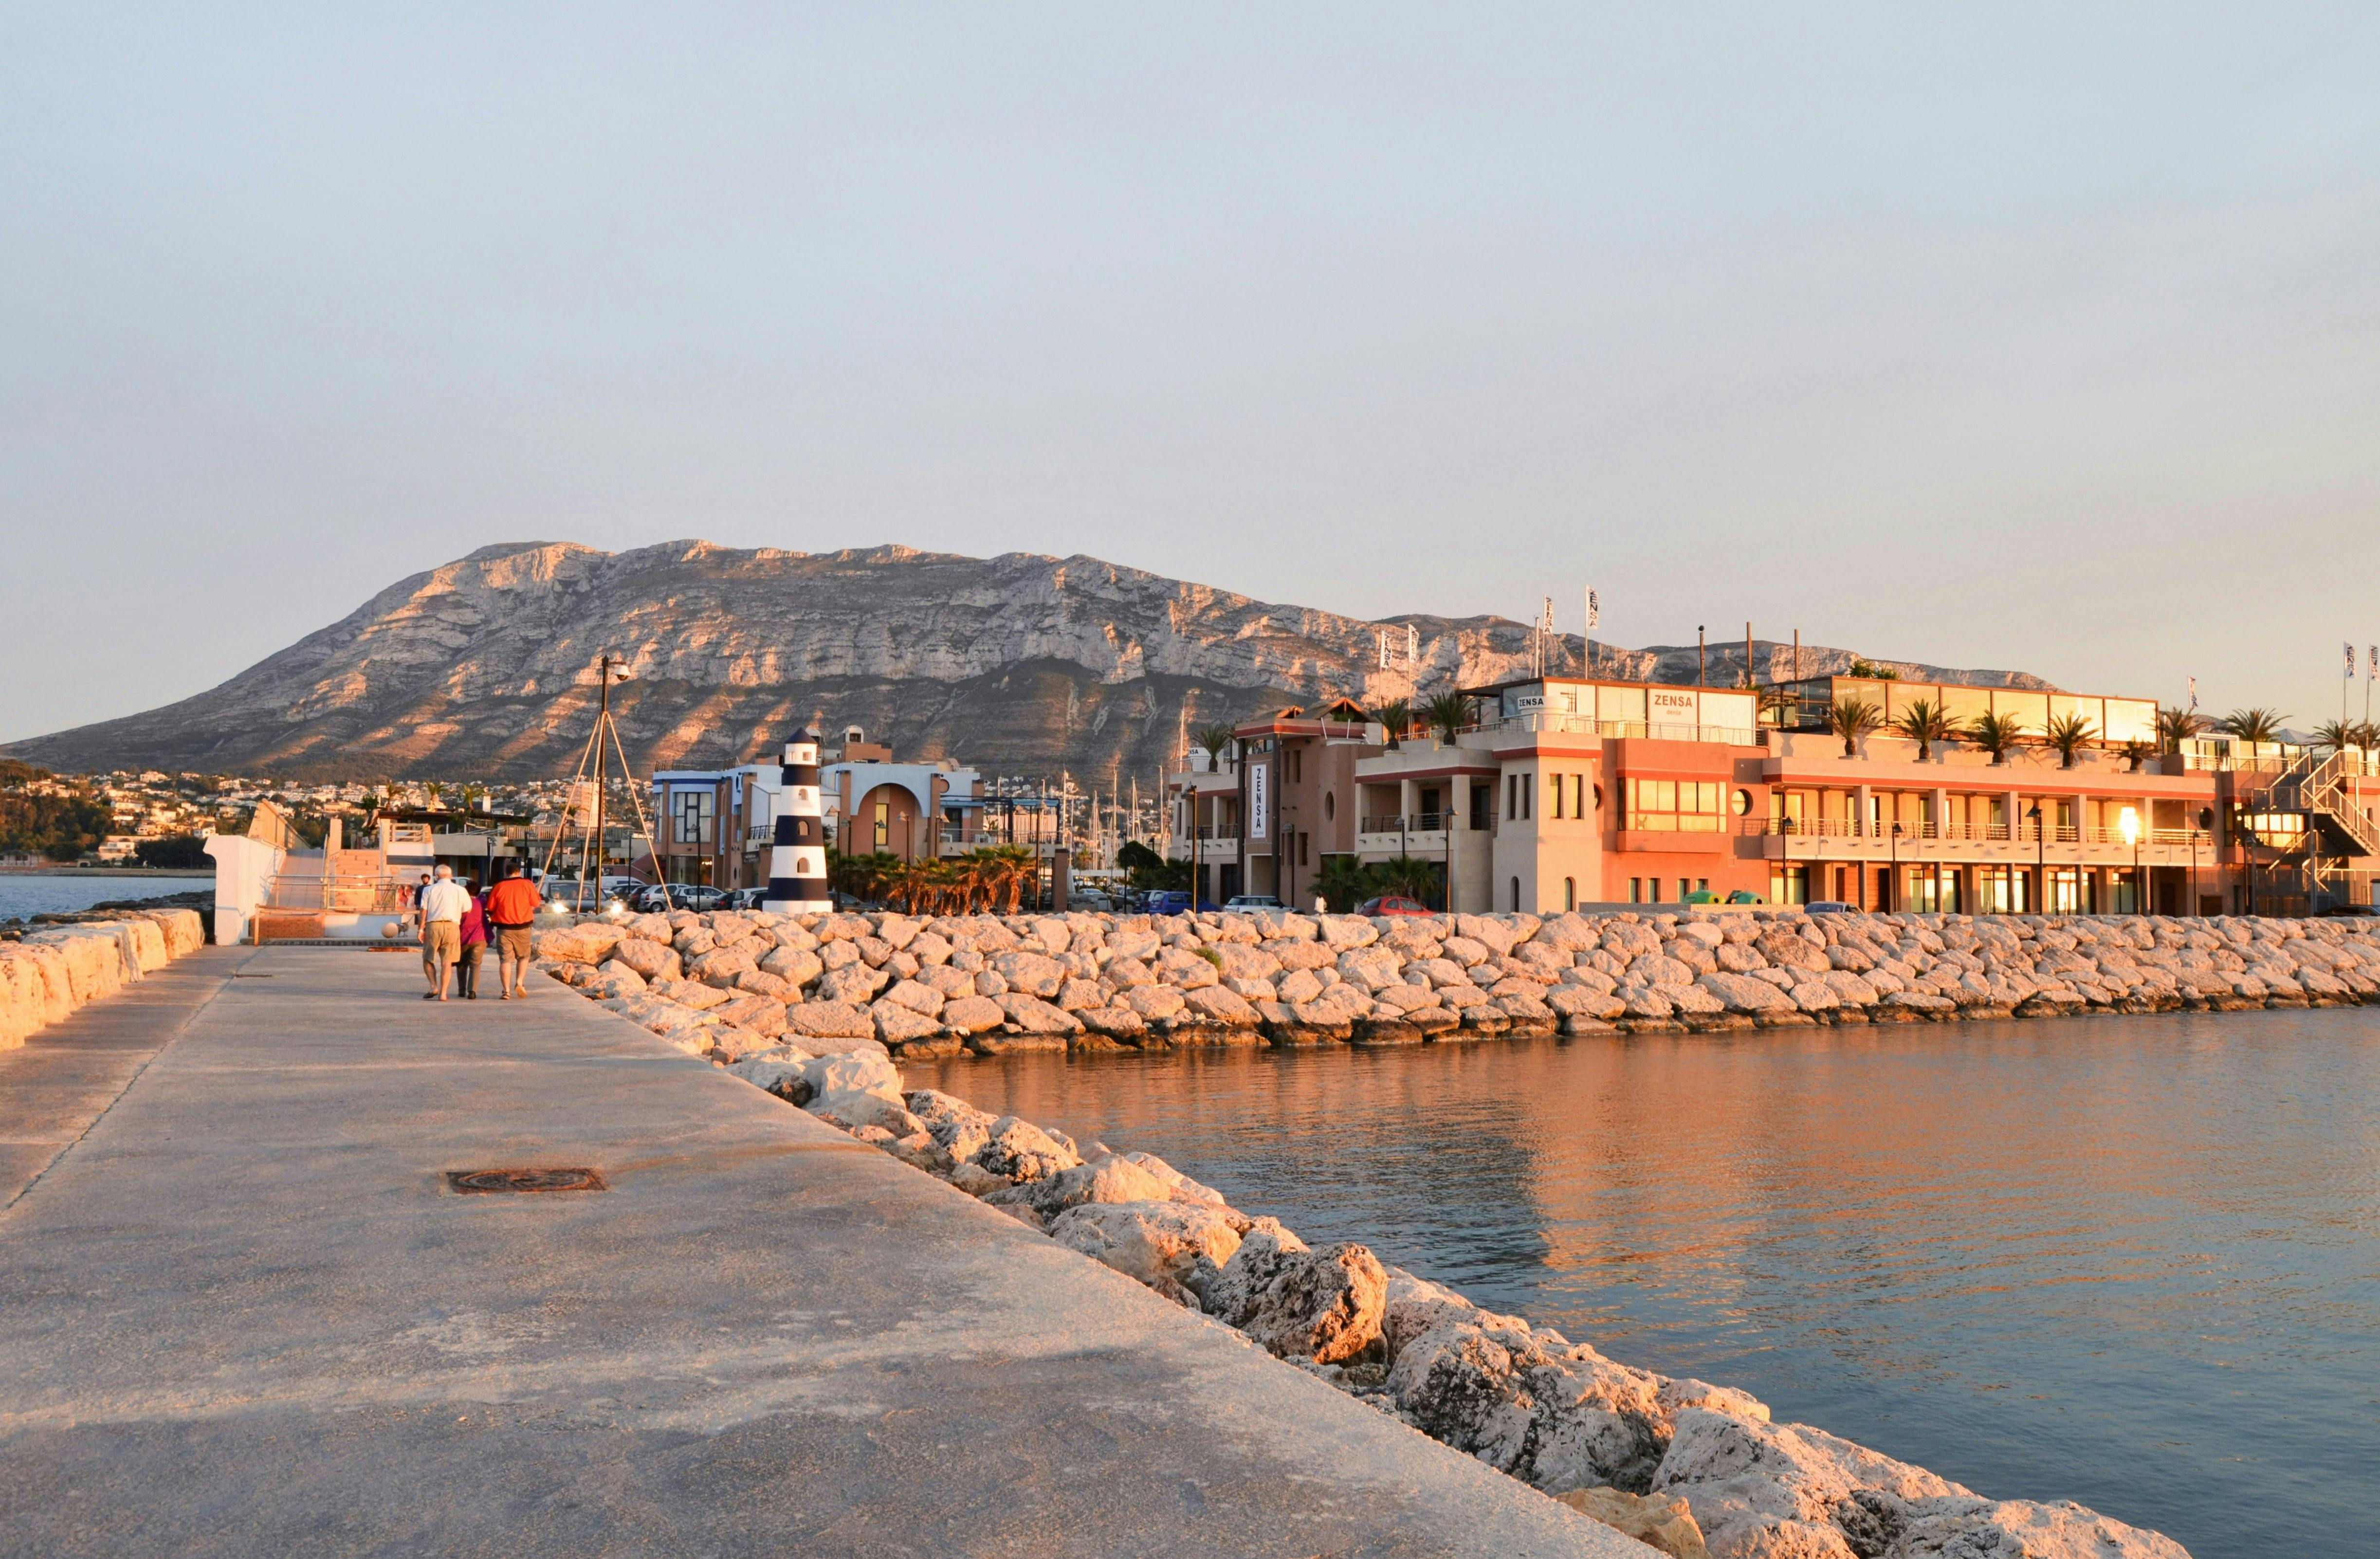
[1648,689,1699,726]
[1248,761,1269,841]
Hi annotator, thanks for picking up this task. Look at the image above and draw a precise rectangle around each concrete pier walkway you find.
[0,946,1633,1557]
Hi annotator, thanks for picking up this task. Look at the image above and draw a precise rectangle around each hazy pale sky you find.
[6,5,2378,745]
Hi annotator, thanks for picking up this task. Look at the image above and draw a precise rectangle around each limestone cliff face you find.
[6,540,2051,780]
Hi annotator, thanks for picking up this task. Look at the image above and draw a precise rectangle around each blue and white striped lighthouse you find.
[763,725,828,913]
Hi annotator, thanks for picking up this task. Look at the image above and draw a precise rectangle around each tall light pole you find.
[2121,807,2140,917]
[1890,820,1903,912]
[2028,802,2044,915]
[2194,805,2211,917]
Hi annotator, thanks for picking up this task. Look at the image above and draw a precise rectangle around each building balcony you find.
[1165,829,1241,861]
[1739,817,2215,866]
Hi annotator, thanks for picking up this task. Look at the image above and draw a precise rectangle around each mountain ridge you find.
[3,540,2055,780]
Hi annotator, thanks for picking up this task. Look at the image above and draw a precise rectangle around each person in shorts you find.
[418,865,472,1001]
[484,862,544,1001]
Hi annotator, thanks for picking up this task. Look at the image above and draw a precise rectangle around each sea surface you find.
[0,873,211,923]
[915,1010,2380,1559]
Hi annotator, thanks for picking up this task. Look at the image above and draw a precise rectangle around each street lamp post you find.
[2027,803,2044,915]
[2121,807,2140,917]
[1890,821,1903,912]
[2194,806,2211,917]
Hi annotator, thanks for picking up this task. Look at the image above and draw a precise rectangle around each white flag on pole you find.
[2188,676,2198,711]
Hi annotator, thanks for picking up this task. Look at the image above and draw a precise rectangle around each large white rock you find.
[1047,1198,1244,1291]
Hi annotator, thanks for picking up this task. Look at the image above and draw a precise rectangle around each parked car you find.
[723,886,770,910]
[1355,894,1435,917]
[1805,900,1859,915]
[634,883,727,912]
[1223,894,1283,913]
[1145,890,1213,916]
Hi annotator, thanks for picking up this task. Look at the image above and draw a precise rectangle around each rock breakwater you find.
[528,902,2228,1557]
[531,904,2380,1066]
[0,906,207,1049]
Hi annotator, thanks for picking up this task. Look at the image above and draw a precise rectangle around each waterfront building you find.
[649,729,988,889]
[1164,672,2380,916]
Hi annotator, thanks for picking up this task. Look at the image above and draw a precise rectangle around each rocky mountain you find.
[4,540,2052,781]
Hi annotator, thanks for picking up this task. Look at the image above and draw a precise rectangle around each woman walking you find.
[455,881,489,1000]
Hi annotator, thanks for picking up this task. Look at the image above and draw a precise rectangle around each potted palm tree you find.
[1891,698,1955,761]
[2043,711,2097,769]
[1192,723,1237,772]
[1376,699,1412,750]
[1967,709,2026,765]
[1831,695,1881,758]
[2119,739,2155,773]
[1423,692,1470,745]
[2158,707,2205,754]
[2220,707,2287,747]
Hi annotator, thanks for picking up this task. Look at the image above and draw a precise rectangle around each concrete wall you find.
[0,908,205,1051]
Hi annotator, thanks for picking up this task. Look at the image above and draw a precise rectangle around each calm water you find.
[917,1012,2380,1559]
[0,873,211,923]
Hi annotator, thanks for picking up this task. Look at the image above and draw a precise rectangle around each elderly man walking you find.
[484,862,544,1000]
[418,865,473,1001]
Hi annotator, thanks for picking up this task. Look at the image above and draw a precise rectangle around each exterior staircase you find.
[2271,751,2380,856]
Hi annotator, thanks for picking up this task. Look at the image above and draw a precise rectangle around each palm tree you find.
[1830,695,1882,758]
[1314,854,1375,913]
[2356,721,2380,753]
[1891,698,1955,761]
[1376,699,1412,748]
[2312,718,2360,754]
[2119,739,2156,773]
[2043,711,2097,769]
[2157,707,2205,754]
[1423,691,1470,745]
[1192,724,1236,770]
[1967,709,2026,765]
[2220,707,2287,746]
[1370,854,1442,908]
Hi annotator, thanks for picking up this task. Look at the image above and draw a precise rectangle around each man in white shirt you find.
[418,864,473,1002]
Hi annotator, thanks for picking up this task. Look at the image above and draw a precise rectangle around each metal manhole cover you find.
[444,1167,608,1195]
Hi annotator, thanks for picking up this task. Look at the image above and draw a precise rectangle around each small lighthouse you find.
[763,725,828,912]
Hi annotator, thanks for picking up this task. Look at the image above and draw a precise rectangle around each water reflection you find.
[915,1010,2380,1559]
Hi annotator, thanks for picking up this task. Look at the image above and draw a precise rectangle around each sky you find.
[5,4,2379,744]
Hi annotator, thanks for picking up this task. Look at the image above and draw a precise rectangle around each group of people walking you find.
[414,861,545,1001]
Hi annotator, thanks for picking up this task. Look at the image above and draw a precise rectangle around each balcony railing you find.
[1479,715,1760,747]
[1743,818,2214,846]
[1359,813,1449,833]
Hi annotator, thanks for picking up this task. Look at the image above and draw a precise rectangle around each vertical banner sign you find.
[1407,624,1419,663]
[1248,761,1270,842]
[1585,587,1599,632]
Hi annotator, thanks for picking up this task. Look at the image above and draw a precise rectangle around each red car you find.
[1356,894,1436,917]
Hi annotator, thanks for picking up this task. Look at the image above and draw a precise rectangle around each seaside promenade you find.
[0,946,1632,1558]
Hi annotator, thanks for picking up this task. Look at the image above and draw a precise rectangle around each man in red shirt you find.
[484,863,545,1001]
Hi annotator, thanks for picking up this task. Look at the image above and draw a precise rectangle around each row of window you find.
[1626,877,1713,903]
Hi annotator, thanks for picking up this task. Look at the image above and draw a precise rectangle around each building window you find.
[1471,783,1491,831]
[1510,876,1521,911]
[1548,774,1563,818]
[1298,833,1309,867]
[1521,774,1533,820]
[1624,779,1724,832]
[1629,877,1643,903]
[1507,775,1517,820]
[1323,791,1335,821]
[671,788,714,845]
[1770,865,1809,905]
[872,799,889,850]
[1564,876,1576,910]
